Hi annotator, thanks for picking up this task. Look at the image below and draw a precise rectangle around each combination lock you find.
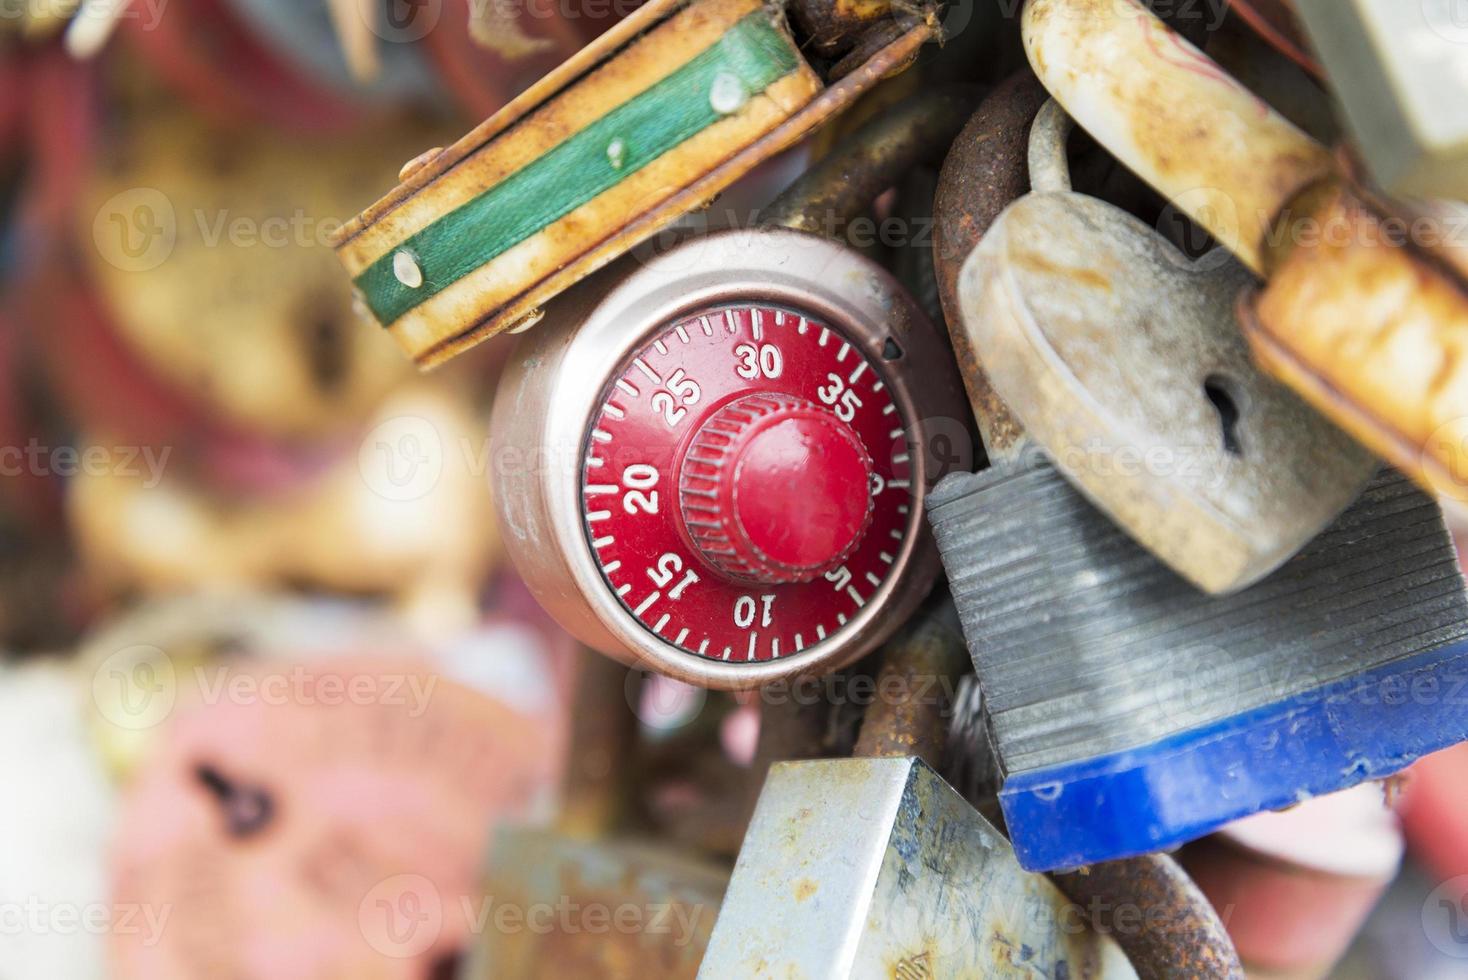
[493,227,969,688]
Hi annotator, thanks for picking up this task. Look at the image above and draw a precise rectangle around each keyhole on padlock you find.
[194,762,275,839]
[1204,375,1244,457]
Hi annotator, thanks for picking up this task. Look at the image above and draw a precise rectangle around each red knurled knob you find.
[678,393,874,585]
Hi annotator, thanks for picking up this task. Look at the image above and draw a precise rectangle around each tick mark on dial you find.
[633,358,662,383]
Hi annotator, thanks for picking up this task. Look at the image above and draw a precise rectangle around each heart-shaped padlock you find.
[957,100,1377,594]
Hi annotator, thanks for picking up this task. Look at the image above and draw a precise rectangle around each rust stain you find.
[793,878,818,902]
[1012,249,1112,292]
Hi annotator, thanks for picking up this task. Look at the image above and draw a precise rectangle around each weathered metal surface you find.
[789,0,897,58]
[761,87,977,235]
[852,600,968,768]
[1245,183,1468,527]
[1022,0,1333,276]
[933,70,1049,462]
[336,0,821,366]
[468,832,728,979]
[955,100,1376,594]
[557,648,642,841]
[928,458,1468,869]
[1052,854,1244,980]
[333,0,937,368]
[700,757,1138,978]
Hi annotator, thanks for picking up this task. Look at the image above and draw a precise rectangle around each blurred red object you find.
[1183,784,1403,979]
[118,0,367,133]
[1403,742,1468,889]
[111,655,566,979]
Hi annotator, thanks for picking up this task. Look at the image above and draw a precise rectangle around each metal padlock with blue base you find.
[930,459,1468,873]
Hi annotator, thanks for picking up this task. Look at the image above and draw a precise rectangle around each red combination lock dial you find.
[494,228,969,689]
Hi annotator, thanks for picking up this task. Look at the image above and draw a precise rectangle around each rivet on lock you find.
[956,97,1376,594]
[490,92,972,689]
[1022,0,1468,527]
[332,0,939,367]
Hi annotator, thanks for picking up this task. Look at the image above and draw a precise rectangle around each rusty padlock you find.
[954,96,1375,593]
[929,78,1468,875]
[1024,0,1468,527]
[333,0,940,367]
